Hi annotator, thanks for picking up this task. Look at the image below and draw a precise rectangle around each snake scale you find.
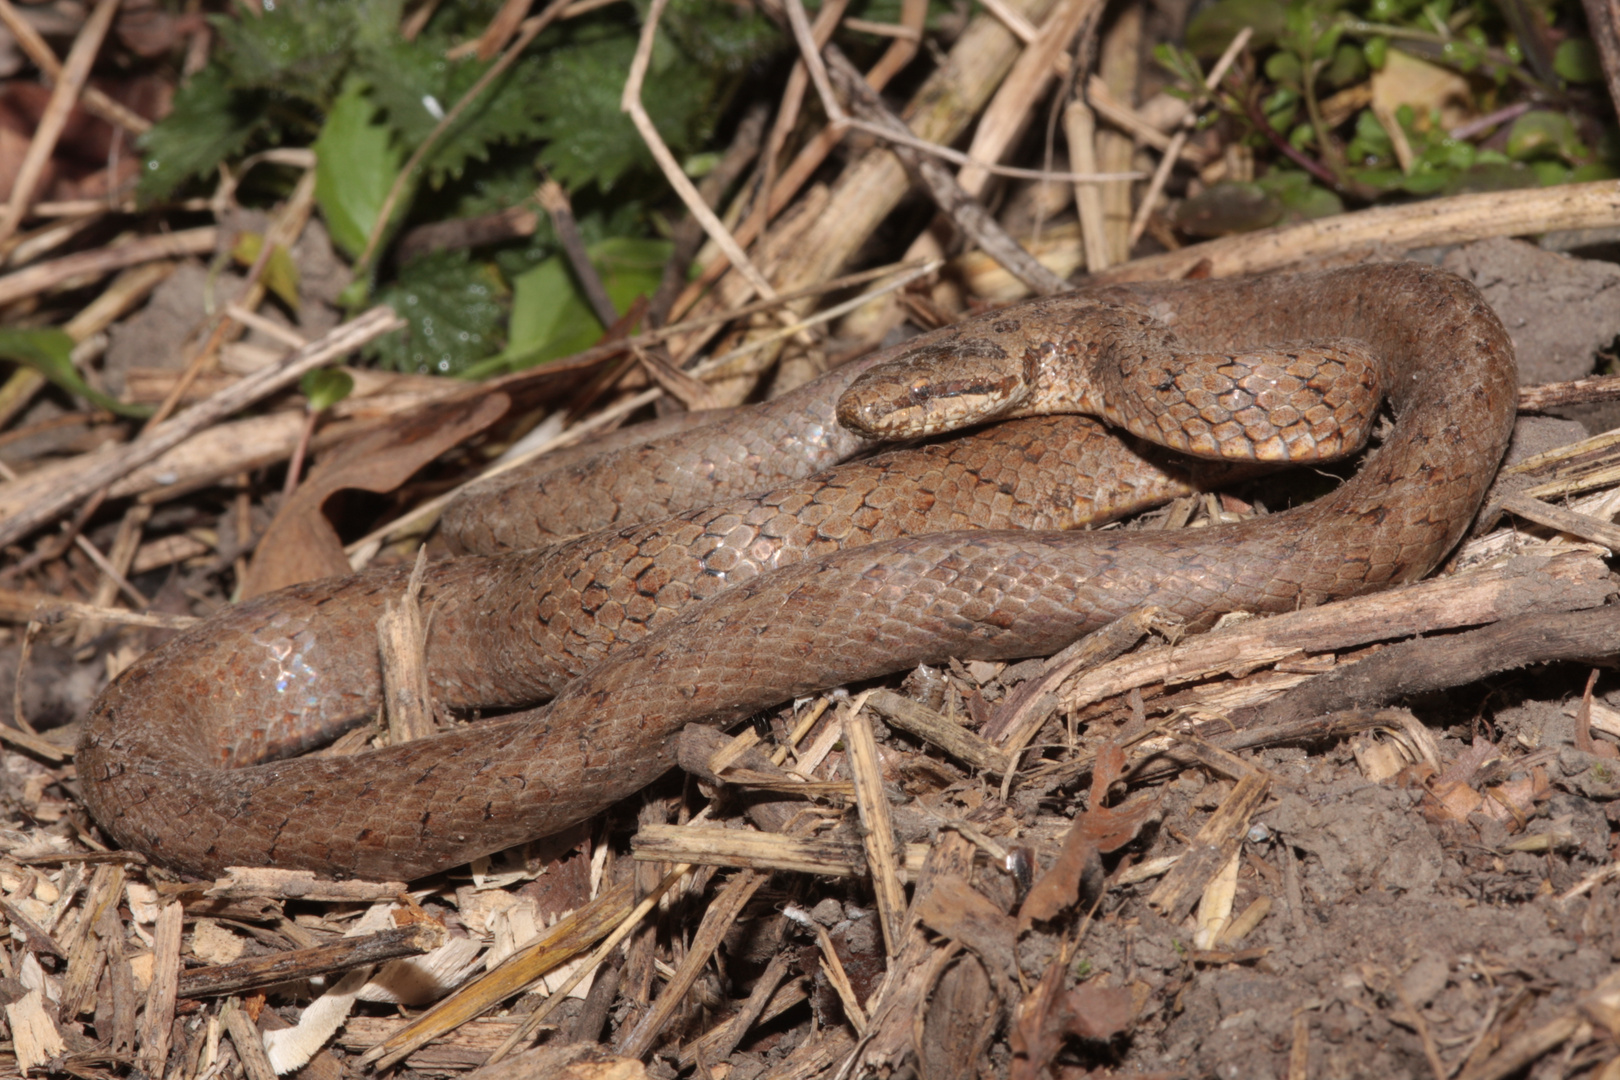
[77,264,1516,880]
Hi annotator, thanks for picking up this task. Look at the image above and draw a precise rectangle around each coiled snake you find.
[77,263,1516,880]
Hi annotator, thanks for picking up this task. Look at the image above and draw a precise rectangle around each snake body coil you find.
[78,264,1516,879]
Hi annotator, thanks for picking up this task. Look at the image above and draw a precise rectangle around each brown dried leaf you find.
[242,392,507,597]
[1010,955,1133,1080]
[1575,668,1619,759]
[1019,744,1158,926]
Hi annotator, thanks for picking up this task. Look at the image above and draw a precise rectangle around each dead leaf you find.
[1575,669,1618,758]
[1019,744,1158,926]
[1010,955,1133,1080]
[1370,48,1474,130]
[242,391,508,597]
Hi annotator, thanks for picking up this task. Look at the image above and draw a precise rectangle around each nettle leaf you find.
[0,328,151,418]
[370,250,506,374]
[355,36,452,147]
[657,0,779,71]
[138,66,264,202]
[532,30,654,191]
[212,0,401,101]
[314,79,404,258]
[534,6,776,192]
[358,37,549,186]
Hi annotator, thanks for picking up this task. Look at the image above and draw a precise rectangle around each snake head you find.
[837,345,1035,439]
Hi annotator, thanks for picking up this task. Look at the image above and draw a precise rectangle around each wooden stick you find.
[1126,28,1250,247]
[828,46,1068,296]
[1579,0,1620,126]
[0,226,216,309]
[362,880,636,1071]
[1147,767,1269,922]
[615,870,769,1057]
[178,923,447,1000]
[844,693,908,956]
[1094,180,1620,284]
[864,688,1013,773]
[222,999,279,1080]
[633,823,930,880]
[1054,551,1612,719]
[1064,99,1111,272]
[1500,491,1620,549]
[483,864,692,1065]
[623,0,775,300]
[1520,373,1620,411]
[133,902,181,1077]
[1242,606,1620,729]
[955,0,1099,198]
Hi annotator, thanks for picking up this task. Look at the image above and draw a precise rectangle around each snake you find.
[76,264,1516,880]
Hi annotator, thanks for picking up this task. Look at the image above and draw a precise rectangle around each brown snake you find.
[77,264,1516,880]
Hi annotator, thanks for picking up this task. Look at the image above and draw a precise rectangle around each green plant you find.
[1160,0,1617,232]
[139,0,780,374]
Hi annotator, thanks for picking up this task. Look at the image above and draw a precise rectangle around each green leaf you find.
[1173,182,1282,237]
[492,255,599,374]
[231,233,301,312]
[1439,38,1486,72]
[1347,165,1407,192]
[1267,178,1342,219]
[1264,51,1303,88]
[1438,161,1537,195]
[473,236,670,377]
[657,0,779,72]
[358,38,550,187]
[370,249,507,374]
[1346,108,1393,165]
[314,79,404,258]
[1399,167,1452,195]
[534,4,777,192]
[1323,42,1366,88]
[138,66,263,203]
[212,0,401,101]
[299,368,354,411]
[1555,39,1604,85]
[1506,110,1583,163]
[0,329,152,418]
[1363,35,1389,70]
[1530,160,1572,186]
[531,30,659,191]
[1571,162,1620,183]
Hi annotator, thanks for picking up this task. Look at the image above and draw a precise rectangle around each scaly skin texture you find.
[437,353,889,553]
[77,264,1516,880]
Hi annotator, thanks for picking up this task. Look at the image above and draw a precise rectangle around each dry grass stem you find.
[1127,26,1252,246]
